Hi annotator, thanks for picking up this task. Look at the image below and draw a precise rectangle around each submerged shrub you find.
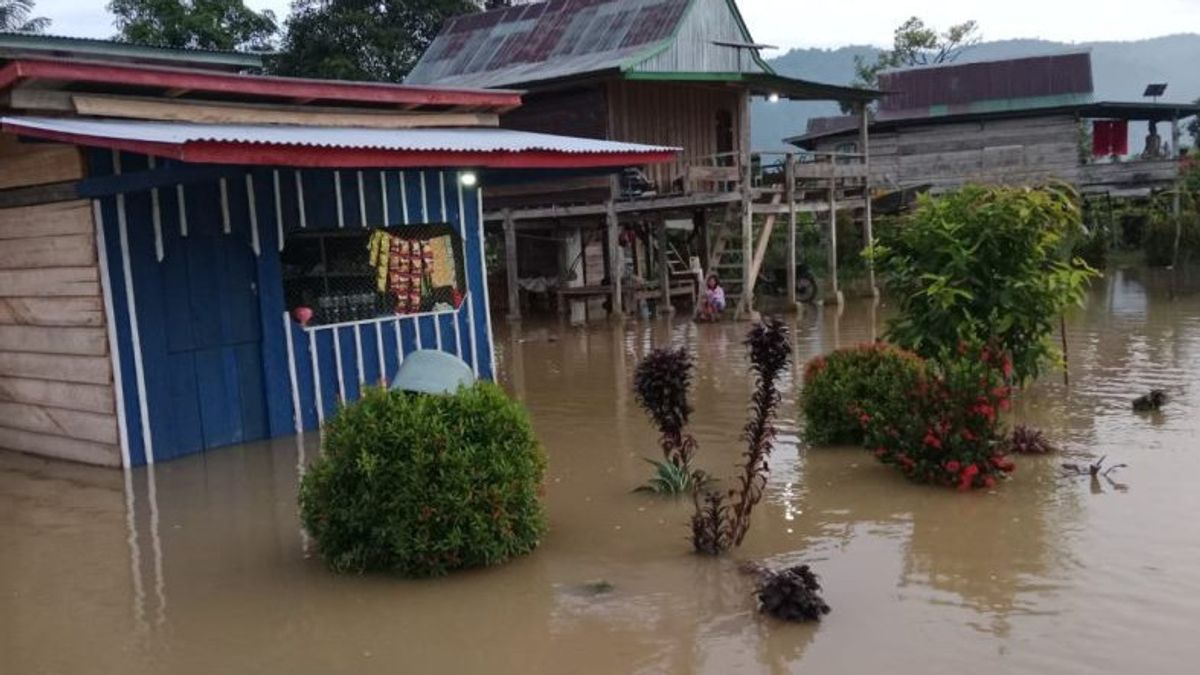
[871,184,1098,382]
[800,343,925,446]
[756,564,831,623]
[1005,425,1054,454]
[863,343,1015,490]
[299,384,547,577]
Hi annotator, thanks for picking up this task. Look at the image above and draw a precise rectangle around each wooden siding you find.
[0,133,120,467]
[815,115,1083,191]
[502,86,609,140]
[608,80,744,189]
[635,0,767,74]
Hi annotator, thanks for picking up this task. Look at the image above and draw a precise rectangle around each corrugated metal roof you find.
[407,0,692,89]
[878,52,1095,118]
[0,31,262,71]
[1,116,679,154]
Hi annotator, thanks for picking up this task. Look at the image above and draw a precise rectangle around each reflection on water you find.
[3,267,1200,674]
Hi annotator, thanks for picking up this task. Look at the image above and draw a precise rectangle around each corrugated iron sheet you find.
[878,52,1095,117]
[0,116,680,154]
[407,0,692,89]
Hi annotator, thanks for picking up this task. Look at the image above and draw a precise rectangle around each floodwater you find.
[3,267,1200,674]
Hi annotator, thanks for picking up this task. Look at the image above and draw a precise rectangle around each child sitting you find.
[698,274,726,321]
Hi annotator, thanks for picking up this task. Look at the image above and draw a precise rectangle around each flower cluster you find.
[800,342,925,446]
[861,343,1015,490]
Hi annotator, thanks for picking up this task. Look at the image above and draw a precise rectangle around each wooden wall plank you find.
[0,200,94,240]
[0,133,85,190]
[0,402,118,445]
[0,325,108,355]
[0,234,96,269]
[0,297,104,327]
[0,268,99,297]
[0,351,112,385]
[0,424,120,467]
[0,375,115,414]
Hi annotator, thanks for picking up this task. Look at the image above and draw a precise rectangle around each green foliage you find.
[108,0,276,51]
[1142,191,1200,267]
[863,344,1015,490]
[272,0,481,81]
[870,184,1099,383]
[635,459,710,496]
[0,0,48,32]
[849,17,980,95]
[299,384,547,577]
[800,343,925,446]
[1072,223,1109,268]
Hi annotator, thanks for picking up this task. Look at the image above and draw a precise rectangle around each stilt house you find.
[407,0,878,319]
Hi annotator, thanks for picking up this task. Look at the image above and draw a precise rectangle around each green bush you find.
[800,343,925,445]
[299,384,547,577]
[870,184,1098,382]
[1144,210,1200,267]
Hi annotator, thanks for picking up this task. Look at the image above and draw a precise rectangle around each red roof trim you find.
[0,121,676,170]
[0,59,523,111]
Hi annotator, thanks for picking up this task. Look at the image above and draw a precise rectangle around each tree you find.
[1,0,50,33]
[108,0,277,52]
[272,0,485,82]
[853,17,981,90]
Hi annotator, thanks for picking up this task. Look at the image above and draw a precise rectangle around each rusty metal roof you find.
[877,51,1095,119]
[407,0,694,89]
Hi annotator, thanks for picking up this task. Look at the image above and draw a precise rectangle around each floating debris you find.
[1062,455,1129,492]
[755,564,831,623]
[1132,390,1168,412]
[1005,425,1055,454]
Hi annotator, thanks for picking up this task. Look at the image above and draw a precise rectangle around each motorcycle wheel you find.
[796,275,818,304]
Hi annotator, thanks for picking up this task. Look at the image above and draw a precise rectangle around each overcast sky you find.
[29,0,1200,51]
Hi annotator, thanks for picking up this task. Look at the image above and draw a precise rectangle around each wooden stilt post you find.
[1172,113,1184,269]
[658,217,673,316]
[829,173,842,306]
[739,90,754,319]
[859,103,877,297]
[606,176,623,318]
[503,209,520,322]
[786,153,798,308]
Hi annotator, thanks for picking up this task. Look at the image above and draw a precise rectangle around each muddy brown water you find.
[3,267,1200,674]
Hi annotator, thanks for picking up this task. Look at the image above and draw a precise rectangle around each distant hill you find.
[753,34,1200,150]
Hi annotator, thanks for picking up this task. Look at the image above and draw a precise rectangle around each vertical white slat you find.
[458,176,479,376]
[334,170,345,228]
[148,157,163,262]
[94,200,131,470]
[438,171,448,222]
[283,313,302,433]
[353,324,365,386]
[374,321,385,386]
[308,330,323,425]
[393,318,404,376]
[176,184,188,237]
[117,191,155,465]
[452,313,462,358]
[246,173,261,257]
[357,170,368,228]
[414,318,424,350]
[434,317,443,351]
[419,172,429,224]
[333,328,347,402]
[399,171,410,224]
[273,169,285,252]
[477,185,496,375]
[379,171,390,226]
[219,177,231,234]
[295,170,307,229]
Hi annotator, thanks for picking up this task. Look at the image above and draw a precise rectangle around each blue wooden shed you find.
[0,56,676,468]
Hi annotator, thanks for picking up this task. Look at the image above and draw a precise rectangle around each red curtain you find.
[1093,120,1129,157]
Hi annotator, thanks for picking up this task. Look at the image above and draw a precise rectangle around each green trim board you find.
[0,32,263,71]
[622,71,878,102]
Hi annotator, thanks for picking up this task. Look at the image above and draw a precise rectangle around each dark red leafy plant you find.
[692,318,791,554]
[634,347,698,470]
[1005,425,1054,454]
[755,564,832,623]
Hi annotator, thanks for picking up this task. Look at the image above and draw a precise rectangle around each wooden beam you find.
[742,192,783,316]
[738,91,753,318]
[657,217,673,316]
[0,201,92,239]
[70,94,501,129]
[503,209,520,321]
[0,181,79,209]
[0,133,84,191]
[859,104,877,296]
[828,175,841,305]
[606,176,623,317]
[785,154,797,306]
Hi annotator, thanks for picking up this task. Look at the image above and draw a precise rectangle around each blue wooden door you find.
[133,176,269,458]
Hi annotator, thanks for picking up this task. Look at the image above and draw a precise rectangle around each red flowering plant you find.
[862,342,1016,490]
